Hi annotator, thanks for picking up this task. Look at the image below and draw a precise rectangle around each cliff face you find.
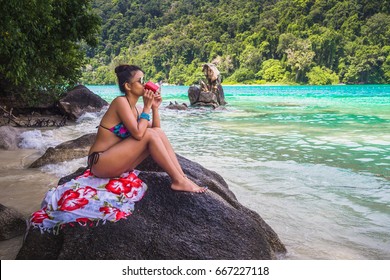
[16,155,286,260]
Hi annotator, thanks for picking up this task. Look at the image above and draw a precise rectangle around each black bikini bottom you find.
[87,151,103,169]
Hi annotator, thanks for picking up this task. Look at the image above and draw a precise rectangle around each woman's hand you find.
[143,89,154,110]
[152,91,162,109]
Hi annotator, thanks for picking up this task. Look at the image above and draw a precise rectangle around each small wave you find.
[355,158,375,162]
[76,107,107,123]
[18,130,55,150]
[40,157,87,177]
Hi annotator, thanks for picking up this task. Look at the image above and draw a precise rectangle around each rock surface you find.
[0,204,26,241]
[0,126,25,150]
[188,85,219,107]
[17,155,286,260]
[29,133,96,168]
[58,85,108,120]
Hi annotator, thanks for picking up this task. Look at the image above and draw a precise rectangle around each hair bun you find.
[115,65,127,74]
[114,64,144,93]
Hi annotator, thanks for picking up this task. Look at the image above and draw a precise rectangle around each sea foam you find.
[18,130,59,150]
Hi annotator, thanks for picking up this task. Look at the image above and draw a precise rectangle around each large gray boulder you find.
[17,155,286,260]
[58,85,108,120]
[0,126,25,150]
[29,133,96,168]
[0,204,26,241]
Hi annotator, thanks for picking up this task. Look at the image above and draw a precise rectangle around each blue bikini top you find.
[99,97,140,139]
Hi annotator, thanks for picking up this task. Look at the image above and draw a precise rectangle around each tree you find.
[0,0,100,105]
[285,39,315,82]
[308,26,342,70]
[361,13,390,46]
[224,68,255,83]
[339,42,386,83]
[382,47,390,83]
[257,59,287,82]
[306,66,339,85]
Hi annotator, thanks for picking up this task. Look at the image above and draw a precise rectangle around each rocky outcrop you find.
[0,204,26,241]
[17,155,286,260]
[188,63,227,108]
[29,133,96,168]
[58,85,108,120]
[0,126,25,150]
[188,86,220,108]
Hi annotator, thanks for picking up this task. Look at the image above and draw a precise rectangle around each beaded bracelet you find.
[140,112,151,121]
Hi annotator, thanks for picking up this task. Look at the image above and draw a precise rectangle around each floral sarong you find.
[29,169,147,234]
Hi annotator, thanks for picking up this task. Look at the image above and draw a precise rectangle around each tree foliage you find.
[0,0,100,105]
[257,59,288,83]
[306,66,339,85]
[82,0,389,85]
[2,0,389,95]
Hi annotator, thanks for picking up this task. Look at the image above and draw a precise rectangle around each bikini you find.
[99,96,140,139]
[87,97,140,170]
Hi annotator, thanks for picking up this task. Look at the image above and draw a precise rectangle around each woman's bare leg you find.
[132,149,150,169]
[152,128,185,176]
[92,129,206,193]
[152,127,205,190]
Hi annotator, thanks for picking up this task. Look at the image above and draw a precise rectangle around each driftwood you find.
[24,116,67,127]
[0,106,21,126]
[1,106,67,127]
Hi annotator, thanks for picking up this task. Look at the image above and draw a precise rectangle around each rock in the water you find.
[188,86,219,108]
[0,126,25,150]
[166,101,188,110]
[17,155,286,260]
[187,64,227,108]
[0,204,26,241]
[188,86,201,104]
[29,133,96,168]
[58,85,108,120]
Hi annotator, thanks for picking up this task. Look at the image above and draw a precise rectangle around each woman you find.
[88,65,206,193]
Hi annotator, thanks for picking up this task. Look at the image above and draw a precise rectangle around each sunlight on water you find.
[86,84,390,258]
[155,84,390,259]
[52,85,390,258]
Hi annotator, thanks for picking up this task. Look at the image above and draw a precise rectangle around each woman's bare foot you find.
[171,177,207,193]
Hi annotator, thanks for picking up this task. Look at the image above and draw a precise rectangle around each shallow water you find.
[0,84,389,259]
[0,150,58,259]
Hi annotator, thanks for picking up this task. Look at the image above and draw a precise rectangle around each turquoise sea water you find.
[87,84,390,259]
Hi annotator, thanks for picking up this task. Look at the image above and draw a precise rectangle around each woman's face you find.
[128,70,145,95]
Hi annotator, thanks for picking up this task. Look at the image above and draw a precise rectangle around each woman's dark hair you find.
[115,64,144,93]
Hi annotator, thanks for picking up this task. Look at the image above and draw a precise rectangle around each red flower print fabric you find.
[29,169,147,234]
[105,173,143,197]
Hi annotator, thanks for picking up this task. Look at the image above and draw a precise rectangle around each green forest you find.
[82,0,390,85]
[1,0,390,106]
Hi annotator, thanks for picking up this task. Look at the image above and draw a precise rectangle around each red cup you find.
[144,81,159,93]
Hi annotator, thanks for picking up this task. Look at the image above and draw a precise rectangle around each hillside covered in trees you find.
[82,0,390,85]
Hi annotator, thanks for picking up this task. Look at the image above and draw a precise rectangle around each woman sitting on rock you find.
[88,64,206,193]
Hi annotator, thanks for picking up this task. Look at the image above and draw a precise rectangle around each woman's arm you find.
[152,107,160,128]
[151,92,162,128]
